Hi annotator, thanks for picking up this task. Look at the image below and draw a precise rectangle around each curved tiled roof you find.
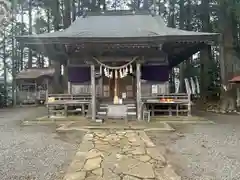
[16,68,55,80]
[16,11,218,43]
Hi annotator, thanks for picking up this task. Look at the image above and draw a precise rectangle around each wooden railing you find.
[70,81,170,98]
[18,90,48,104]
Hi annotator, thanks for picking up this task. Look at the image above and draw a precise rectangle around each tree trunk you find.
[77,0,81,13]
[3,29,7,106]
[62,0,72,92]
[27,0,32,68]
[179,0,185,92]
[11,3,17,106]
[63,0,71,28]
[200,0,212,101]
[51,0,63,93]
[219,4,236,112]
[72,0,76,21]
[46,8,51,66]
[20,3,24,71]
[167,0,176,92]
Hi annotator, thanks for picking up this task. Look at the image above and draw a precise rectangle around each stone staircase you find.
[97,103,137,120]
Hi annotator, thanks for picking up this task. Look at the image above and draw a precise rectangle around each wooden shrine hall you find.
[16,10,218,121]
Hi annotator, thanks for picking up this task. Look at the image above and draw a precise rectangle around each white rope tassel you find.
[104,67,107,77]
[115,70,118,79]
[109,71,113,78]
[107,68,110,77]
[120,69,123,78]
[123,68,127,77]
[100,65,102,75]
[129,65,133,73]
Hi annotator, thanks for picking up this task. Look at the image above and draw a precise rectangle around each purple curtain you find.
[141,65,169,82]
[68,65,169,83]
[68,67,90,83]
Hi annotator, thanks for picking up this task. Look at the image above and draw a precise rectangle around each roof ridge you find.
[82,10,150,16]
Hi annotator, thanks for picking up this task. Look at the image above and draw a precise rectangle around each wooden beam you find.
[99,66,103,97]
[69,55,168,65]
[71,48,167,58]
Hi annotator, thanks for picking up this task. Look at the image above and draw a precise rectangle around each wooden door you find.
[118,75,135,99]
[103,75,136,100]
[109,77,115,99]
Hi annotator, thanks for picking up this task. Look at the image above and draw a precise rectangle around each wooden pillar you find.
[53,61,62,93]
[136,63,142,121]
[219,34,226,86]
[68,81,72,94]
[99,66,103,97]
[91,64,96,120]
[46,78,49,102]
[35,80,37,105]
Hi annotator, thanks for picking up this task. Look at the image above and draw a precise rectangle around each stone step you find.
[99,106,136,110]
[97,111,136,115]
[96,103,137,120]
[97,111,106,115]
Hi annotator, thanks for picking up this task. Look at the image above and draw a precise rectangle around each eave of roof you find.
[17,35,219,45]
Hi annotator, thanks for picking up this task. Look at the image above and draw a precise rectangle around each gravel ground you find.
[0,107,83,180]
[147,112,240,180]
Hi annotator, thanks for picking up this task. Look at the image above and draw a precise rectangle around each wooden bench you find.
[47,94,91,101]
[46,94,91,117]
[142,93,191,116]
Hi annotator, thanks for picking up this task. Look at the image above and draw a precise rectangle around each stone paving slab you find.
[63,130,181,180]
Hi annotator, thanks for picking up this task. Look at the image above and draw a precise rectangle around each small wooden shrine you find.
[16,67,54,105]
[16,10,218,120]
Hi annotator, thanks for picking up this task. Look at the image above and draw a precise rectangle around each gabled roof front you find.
[16,10,218,44]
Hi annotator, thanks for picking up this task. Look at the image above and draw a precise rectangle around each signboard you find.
[175,79,180,93]
[122,92,126,99]
[152,85,158,94]
[195,76,200,94]
[184,78,191,94]
[190,77,196,94]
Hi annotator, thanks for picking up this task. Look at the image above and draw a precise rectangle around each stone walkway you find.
[64,130,181,180]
